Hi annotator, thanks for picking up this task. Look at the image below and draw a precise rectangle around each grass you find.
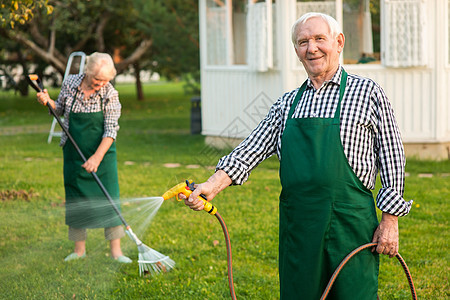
[0,82,449,299]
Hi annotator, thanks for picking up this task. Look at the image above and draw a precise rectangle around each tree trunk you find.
[134,62,144,101]
[17,49,29,96]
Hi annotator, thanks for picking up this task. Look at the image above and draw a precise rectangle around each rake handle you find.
[47,104,129,228]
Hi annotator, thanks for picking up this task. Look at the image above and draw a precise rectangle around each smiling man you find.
[293,14,344,89]
[181,13,412,299]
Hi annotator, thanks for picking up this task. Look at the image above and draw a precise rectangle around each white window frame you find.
[202,0,275,70]
[247,0,274,71]
[447,0,450,66]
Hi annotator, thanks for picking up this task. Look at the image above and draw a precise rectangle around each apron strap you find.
[287,68,348,121]
[333,69,348,121]
[69,89,105,114]
[287,81,307,120]
[69,90,78,113]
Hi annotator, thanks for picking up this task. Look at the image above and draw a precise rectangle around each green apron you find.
[279,70,379,299]
[63,93,121,229]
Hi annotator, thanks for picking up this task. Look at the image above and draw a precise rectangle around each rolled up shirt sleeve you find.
[376,187,412,217]
[102,89,121,140]
[373,86,413,216]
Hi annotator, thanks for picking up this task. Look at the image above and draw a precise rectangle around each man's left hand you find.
[371,212,399,258]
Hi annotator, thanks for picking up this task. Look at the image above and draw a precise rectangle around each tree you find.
[0,0,52,29]
[0,0,199,99]
[115,0,200,97]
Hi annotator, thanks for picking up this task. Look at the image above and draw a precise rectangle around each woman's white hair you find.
[291,12,342,47]
[84,52,117,80]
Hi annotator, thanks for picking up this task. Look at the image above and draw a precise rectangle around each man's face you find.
[293,17,344,80]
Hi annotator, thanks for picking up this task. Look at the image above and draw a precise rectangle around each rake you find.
[26,74,174,276]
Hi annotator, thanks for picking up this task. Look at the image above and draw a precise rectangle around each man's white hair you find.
[291,12,342,47]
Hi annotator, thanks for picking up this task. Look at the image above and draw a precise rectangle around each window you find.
[381,0,427,67]
[205,0,276,69]
[247,0,276,71]
[342,0,380,64]
[206,0,248,66]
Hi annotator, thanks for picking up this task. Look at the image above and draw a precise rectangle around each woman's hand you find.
[36,89,55,109]
[81,137,114,173]
[82,154,102,173]
[37,89,50,106]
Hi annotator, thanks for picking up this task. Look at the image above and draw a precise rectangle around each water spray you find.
[27,74,174,277]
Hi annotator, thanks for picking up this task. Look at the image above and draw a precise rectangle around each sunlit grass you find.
[0,82,448,299]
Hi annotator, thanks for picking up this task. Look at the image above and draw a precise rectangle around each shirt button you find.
[312,112,318,117]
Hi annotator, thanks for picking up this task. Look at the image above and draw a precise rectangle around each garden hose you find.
[163,181,416,299]
[213,219,417,300]
[162,181,235,299]
[320,242,417,300]
[214,212,236,300]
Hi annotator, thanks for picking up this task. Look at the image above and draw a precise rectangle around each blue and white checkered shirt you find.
[53,74,121,147]
[217,66,412,217]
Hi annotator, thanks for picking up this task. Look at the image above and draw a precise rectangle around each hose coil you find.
[214,213,417,300]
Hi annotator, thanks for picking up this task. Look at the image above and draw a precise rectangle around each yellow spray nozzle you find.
[162,180,217,215]
[162,182,188,201]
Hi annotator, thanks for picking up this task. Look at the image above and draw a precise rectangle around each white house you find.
[198,0,450,160]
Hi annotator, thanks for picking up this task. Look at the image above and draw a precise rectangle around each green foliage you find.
[0,0,52,28]
[0,83,448,299]
[131,0,199,79]
[0,0,199,90]
[181,71,201,95]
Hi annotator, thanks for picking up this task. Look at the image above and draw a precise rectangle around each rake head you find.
[137,243,175,276]
[125,227,175,276]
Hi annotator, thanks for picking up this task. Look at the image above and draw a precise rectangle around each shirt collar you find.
[306,65,343,89]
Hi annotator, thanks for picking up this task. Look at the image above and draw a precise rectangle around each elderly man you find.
[182,13,412,299]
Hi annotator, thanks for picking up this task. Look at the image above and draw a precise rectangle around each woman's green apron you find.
[63,93,121,229]
[279,70,379,299]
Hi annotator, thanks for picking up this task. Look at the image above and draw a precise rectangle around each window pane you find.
[205,0,247,66]
[296,0,337,19]
[343,0,380,64]
[233,0,247,65]
[248,0,277,71]
[206,0,228,65]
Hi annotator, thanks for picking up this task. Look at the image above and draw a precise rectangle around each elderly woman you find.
[36,52,131,263]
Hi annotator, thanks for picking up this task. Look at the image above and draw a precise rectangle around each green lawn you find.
[0,82,448,299]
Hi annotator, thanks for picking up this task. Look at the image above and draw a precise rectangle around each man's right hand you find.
[179,181,212,211]
[179,170,232,211]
